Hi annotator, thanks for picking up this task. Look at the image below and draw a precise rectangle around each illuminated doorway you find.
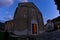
[32,24,37,34]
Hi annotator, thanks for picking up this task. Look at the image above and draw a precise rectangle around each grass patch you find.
[0,32,17,40]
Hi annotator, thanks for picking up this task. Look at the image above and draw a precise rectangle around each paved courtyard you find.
[9,29,60,40]
[37,29,60,40]
[0,29,60,40]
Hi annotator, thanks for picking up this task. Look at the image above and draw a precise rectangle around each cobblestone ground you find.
[10,30,60,40]
[38,29,60,40]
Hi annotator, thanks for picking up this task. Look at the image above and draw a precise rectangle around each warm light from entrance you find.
[34,24,37,33]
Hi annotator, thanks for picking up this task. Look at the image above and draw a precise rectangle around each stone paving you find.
[37,29,60,40]
[10,30,60,40]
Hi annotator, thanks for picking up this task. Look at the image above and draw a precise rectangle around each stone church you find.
[5,2,44,36]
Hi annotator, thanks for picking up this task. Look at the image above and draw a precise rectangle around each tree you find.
[54,0,60,13]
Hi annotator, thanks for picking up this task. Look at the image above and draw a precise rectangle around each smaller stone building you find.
[52,16,60,29]
[5,20,13,32]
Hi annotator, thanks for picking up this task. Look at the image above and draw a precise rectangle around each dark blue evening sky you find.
[0,0,60,24]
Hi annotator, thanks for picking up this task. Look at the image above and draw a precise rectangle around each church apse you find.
[13,2,44,35]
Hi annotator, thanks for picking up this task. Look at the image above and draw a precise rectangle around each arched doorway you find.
[32,24,37,34]
[31,18,38,35]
